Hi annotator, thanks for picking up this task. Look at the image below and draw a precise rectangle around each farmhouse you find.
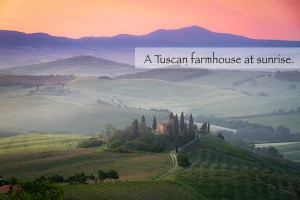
[156,119,191,134]
[156,120,173,134]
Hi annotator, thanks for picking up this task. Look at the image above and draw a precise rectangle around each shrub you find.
[77,138,103,148]
[177,153,190,168]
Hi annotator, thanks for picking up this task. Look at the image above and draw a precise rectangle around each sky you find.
[0,0,299,40]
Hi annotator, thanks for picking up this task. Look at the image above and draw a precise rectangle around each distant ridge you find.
[0,26,300,68]
[8,55,137,76]
[1,26,299,49]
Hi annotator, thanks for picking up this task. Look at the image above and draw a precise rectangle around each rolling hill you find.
[175,134,300,199]
[118,68,210,82]
[7,55,138,76]
[0,68,299,134]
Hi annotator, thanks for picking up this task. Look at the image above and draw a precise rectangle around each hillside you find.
[0,136,169,181]
[175,134,300,199]
[0,69,299,134]
[8,55,138,76]
[64,180,203,200]
[10,133,297,200]
[118,68,210,82]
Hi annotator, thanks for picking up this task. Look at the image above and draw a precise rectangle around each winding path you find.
[155,137,199,179]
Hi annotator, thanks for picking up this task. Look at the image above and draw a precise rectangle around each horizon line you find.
[1,25,300,42]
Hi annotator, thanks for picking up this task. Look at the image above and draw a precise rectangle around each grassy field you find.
[64,180,203,200]
[256,141,300,161]
[0,147,170,181]
[0,83,168,134]
[174,135,300,199]
[0,133,91,154]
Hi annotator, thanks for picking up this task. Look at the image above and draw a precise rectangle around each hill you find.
[8,55,138,76]
[1,26,300,68]
[0,70,299,134]
[0,75,74,86]
[118,68,210,82]
[175,134,300,199]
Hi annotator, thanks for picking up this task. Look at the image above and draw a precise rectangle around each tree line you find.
[274,71,300,82]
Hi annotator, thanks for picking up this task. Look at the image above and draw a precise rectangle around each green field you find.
[64,180,203,200]
[0,133,91,154]
[0,137,169,181]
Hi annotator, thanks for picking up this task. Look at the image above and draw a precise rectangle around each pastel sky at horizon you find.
[0,0,299,40]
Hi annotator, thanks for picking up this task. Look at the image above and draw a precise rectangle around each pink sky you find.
[0,0,299,40]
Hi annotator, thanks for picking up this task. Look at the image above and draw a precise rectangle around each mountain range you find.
[1,26,300,49]
[0,26,299,68]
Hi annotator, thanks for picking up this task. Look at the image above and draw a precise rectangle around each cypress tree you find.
[167,121,174,142]
[180,112,185,133]
[173,114,179,153]
[152,116,157,131]
[142,115,145,123]
[188,113,194,141]
[183,126,188,145]
[133,119,139,138]
[169,112,174,120]
[180,112,187,145]
[141,115,146,131]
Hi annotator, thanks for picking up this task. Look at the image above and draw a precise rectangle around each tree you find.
[180,112,185,133]
[98,170,107,182]
[11,180,65,199]
[195,125,200,140]
[141,115,146,131]
[177,153,190,167]
[169,112,174,120]
[142,115,145,123]
[167,121,174,142]
[188,113,194,142]
[201,123,206,134]
[134,119,139,138]
[217,132,224,140]
[107,169,119,181]
[183,126,188,146]
[152,116,157,131]
[180,112,186,145]
[265,146,279,157]
[274,125,291,139]
[131,119,139,139]
[6,177,17,185]
[101,123,116,140]
[173,114,179,153]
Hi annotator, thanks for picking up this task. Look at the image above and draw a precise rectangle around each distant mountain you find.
[0,26,300,68]
[1,26,299,49]
[8,55,138,76]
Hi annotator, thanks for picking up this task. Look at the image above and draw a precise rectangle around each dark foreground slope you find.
[64,134,300,200]
[176,134,300,200]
